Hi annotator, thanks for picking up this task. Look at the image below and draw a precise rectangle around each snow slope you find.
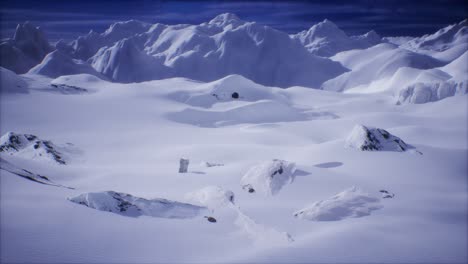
[0,67,28,94]
[0,73,466,263]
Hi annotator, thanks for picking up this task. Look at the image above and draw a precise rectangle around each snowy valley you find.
[0,13,467,263]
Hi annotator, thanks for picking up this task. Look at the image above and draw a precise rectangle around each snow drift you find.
[294,187,382,221]
[240,159,296,195]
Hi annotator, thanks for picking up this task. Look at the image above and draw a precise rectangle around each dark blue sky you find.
[1,0,467,41]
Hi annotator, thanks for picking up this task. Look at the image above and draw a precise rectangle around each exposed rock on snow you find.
[345,125,412,152]
[0,22,53,73]
[0,67,28,94]
[202,161,224,167]
[28,50,105,79]
[291,19,381,57]
[0,132,78,164]
[240,159,296,195]
[294,187,382,221]
[379,189,395,199]
[397,81,467,104]
[179,158,189,173]
[70,191,207,218]
[0,157,72,188]
[185,186,235,210]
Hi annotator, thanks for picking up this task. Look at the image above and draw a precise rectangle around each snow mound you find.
[185,186,234,210]
[70,191,207,218]
[345,125,412,152]
[323,43,444,92]
[28,50,104,79]
[240,159,296,195]
[438,51,468,81]
[292,19,381,57]
[170,75,288,108]
[397,81,467,104]
[0,132,79,164]
[294,187,382,221]
[0,67,28,94]
[0,21,53,73]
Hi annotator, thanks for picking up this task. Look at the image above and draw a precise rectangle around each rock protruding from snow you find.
[0,132,78,164]
[345,125,411,152]
[294,187,382,221]
[397,81,467,104]
[28,50,105,79]
[0,67,28,94]
[240,159,296,195]
[70,191,207,218]
[179,158,189,173]
[0,22,53,73]
[185,186,235,210]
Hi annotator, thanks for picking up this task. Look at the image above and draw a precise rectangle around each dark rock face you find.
[0,22,53,73]
[345,125,411,152]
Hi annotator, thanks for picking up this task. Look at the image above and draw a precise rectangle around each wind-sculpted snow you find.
[0,67,28,94]
[0,132,79,165]
[0,22,53,73]
[397,81,467,104]
[185,186,235,210]
[294,187,382,221]
[240,159,296,195]
[345,125,415,152]
[70,191,207,218]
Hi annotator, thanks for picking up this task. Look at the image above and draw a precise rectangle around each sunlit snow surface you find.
[0,15,467,264]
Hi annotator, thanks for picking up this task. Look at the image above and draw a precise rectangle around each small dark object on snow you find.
[248,187,255,193]
[231,92,239,99]
[205,216,217,223]
[379,189,395,198]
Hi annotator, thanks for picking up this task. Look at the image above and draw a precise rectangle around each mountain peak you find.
[209,13,243,27]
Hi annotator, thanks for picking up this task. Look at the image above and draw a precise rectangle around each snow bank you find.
[345,125,412,152]
[294,187,382,221]
[240,159,296,195]
[70,191,207,218]
[0,132,79,164]
[0,67,28,94]
[397,81,467,104]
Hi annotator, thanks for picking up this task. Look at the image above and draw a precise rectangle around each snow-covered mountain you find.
[28,50,105,79]
[291,19,381,57]
[85,14,347,87]
[0,22,53,73]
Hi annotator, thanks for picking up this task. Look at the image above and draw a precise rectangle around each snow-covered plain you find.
[0,14,467,263]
